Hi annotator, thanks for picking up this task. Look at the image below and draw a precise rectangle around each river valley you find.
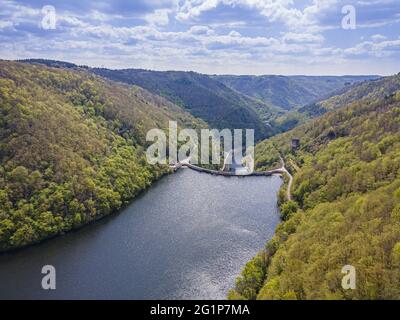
[0,169,282,299]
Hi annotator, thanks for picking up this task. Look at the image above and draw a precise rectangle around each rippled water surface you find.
[0,169,282,299]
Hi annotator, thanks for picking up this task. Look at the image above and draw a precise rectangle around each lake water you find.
[0,169,282,300]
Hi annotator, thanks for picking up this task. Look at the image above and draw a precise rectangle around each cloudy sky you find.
[0,0,399,75]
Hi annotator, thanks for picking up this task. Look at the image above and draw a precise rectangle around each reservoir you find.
[0,169,282,299]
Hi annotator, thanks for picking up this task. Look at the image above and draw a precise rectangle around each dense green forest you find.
[229,74,400,299]
[22,60,282,140]
[0,61,205,251]
[23,59,378,140]
[213,74,377,111]
[91,68,277,140]
[94,69,377,138]
[3,59,399,299]
[214,74,379,134]
[299,75,400,117]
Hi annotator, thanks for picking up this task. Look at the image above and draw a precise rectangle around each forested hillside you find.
[22,60,380,140]
[90,70,378,138]
[212,75,378,111]
[0,61,204,251]
[91,68,280,140]
[230,74,400,300]
[299,75,399,117]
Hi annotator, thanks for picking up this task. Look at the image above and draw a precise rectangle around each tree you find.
[280,201,299,221]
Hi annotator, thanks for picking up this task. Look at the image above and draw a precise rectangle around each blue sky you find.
[0,0,399,75]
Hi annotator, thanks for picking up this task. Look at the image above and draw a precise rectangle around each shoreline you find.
[1,161,292,254]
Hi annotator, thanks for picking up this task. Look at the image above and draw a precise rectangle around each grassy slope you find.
[229,75,400,300]
[0,61,205,251]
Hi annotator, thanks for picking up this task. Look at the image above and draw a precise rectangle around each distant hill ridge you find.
[19,59,381,141]
[212,74,380,111]
[229,72,400,300]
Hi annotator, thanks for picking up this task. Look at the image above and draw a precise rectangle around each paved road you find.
[279,156,293,201]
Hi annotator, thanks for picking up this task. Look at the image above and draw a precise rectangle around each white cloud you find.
[228,30,241,37]
[0,0,399,75]
[283,32,324,43]
[59,15,90,28]
[176,0,220,21]
[189,25,215,36]
[371,34,387,41]
[145,9,171,26]
[175,0,338,30]
[344,38,400,58]
[0,20,13,29]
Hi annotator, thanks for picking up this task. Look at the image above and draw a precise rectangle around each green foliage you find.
[254,140,281,171]
[25,60,380,140]
[233,74,400,300]
[0,61,204,251]
[228,251,267,300]
[213,75,376,111]
[300,74,400,117]
[92,68,274,140]
[280,201,299,221]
